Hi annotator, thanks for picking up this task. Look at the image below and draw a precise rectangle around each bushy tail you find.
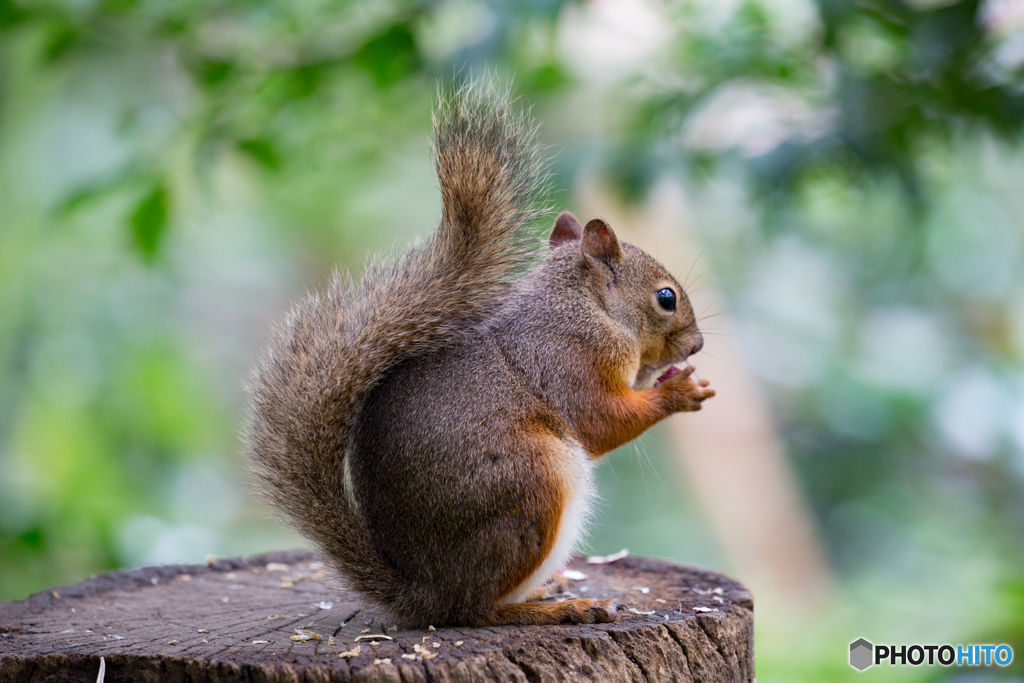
[243,79,549,604]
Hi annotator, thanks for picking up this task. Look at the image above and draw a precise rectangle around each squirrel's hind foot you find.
[470,599,626,626]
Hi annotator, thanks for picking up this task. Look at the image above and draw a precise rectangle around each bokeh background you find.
[2,0,1024,679]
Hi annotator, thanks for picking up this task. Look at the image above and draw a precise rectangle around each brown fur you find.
[244,81,713,628]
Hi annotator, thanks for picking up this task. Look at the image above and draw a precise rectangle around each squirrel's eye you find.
[656,288,676,312]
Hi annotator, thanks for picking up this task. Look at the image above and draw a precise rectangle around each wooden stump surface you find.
[0,551,753,682]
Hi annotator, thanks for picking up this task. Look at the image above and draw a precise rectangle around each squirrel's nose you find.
[687,333,704,357]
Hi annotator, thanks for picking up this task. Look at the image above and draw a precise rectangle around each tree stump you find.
[0,551,753,682]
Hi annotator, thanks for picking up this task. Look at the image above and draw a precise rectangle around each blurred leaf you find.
[18,527,43,549]
[42,21,81,62]
[0,0,27,30]
[237,137,282,170]
[287,63,327,98]
[55,168,143,217]
[189,57,236,91]
[519,63,568,93]
[131,182,169,261]
[352,22,422,87]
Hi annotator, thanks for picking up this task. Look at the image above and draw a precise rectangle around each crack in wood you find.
[696,615,732,671]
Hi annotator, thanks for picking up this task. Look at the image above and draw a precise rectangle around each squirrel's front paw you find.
[658,367,715,412]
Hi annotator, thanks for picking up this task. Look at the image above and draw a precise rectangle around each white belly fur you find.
[502,439,597,604]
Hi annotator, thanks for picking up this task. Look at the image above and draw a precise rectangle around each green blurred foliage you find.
[1,0,1023,679]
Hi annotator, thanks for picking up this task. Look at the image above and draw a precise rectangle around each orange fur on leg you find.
[468,599,626,626]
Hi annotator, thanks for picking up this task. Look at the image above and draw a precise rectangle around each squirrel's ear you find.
[550,211,583,248]
[581,218,623,266]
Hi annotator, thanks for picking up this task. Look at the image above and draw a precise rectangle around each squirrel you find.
[244,80,714,628]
